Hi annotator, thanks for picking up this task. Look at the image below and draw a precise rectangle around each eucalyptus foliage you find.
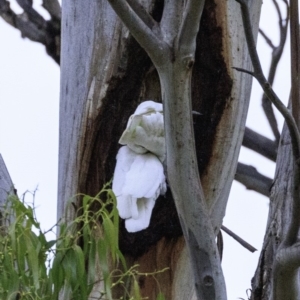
[0,185,166,300]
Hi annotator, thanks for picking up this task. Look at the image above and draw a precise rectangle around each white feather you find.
[125,197,156,232]
[112,146,166,232]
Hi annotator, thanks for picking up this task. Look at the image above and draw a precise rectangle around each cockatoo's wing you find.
[112,146,166,232]
[112,146,137,219]
[122,152,165,197]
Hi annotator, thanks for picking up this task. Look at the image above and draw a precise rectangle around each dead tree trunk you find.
[58,0,261,298]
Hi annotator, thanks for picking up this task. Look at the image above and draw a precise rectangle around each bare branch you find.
[126,0,156,29]
[235,162,273,197]
[16,0,46,28]
[107,0,167,65]
[261,0,289,143]
[0,0,46,42]
[259,29,275,49]
[160,1,183,45]
[243,127,277,161]
[0,0,60,64]
[42,0,61,20]
[232,67,254,77]
[177,0,205,55]
[221,225,257,253]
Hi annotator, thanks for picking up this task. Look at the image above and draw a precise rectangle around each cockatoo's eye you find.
[112,101,167,233]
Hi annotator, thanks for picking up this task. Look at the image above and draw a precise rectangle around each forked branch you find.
[0,0,61,63]
[107,0,167,65]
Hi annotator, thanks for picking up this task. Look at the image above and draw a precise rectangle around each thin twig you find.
[261,0,289,143]
[259,29,275,49]
[221,225,257,253]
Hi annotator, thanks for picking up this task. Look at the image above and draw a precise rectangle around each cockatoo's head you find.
[119,100,165,162]
[112,101,167,233]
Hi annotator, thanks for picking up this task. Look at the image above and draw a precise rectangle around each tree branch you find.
[126,0,156,29]
[177,0,205,55]
[0,0,60,64]
[261,0,289,143]
[160,1,183,45]
[42,0,61,20]
[235,162,273,197]
[16,0,45,27]
[0,0,46,43]
[259,29,275,49]
[221,225,257,253]
[242,127,277,161]
[107,0,167,65]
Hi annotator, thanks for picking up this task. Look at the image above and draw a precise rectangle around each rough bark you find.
[58,0,261,298]
[251,121,299,300]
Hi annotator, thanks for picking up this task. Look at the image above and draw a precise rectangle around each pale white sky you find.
[0,1,290,299]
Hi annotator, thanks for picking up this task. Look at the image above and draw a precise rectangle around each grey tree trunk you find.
[58,0,261,298]
[251,119,300,300]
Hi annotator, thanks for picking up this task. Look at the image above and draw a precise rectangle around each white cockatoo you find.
[112,101,166,232]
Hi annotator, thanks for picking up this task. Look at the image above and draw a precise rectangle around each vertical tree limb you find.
[106,1,227,299]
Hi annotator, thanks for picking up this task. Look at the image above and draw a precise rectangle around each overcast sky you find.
[0,1,291,299]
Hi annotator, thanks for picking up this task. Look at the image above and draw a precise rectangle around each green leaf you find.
[45,239,56,249]
[24,233,40,290]
[133,279,142,300]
